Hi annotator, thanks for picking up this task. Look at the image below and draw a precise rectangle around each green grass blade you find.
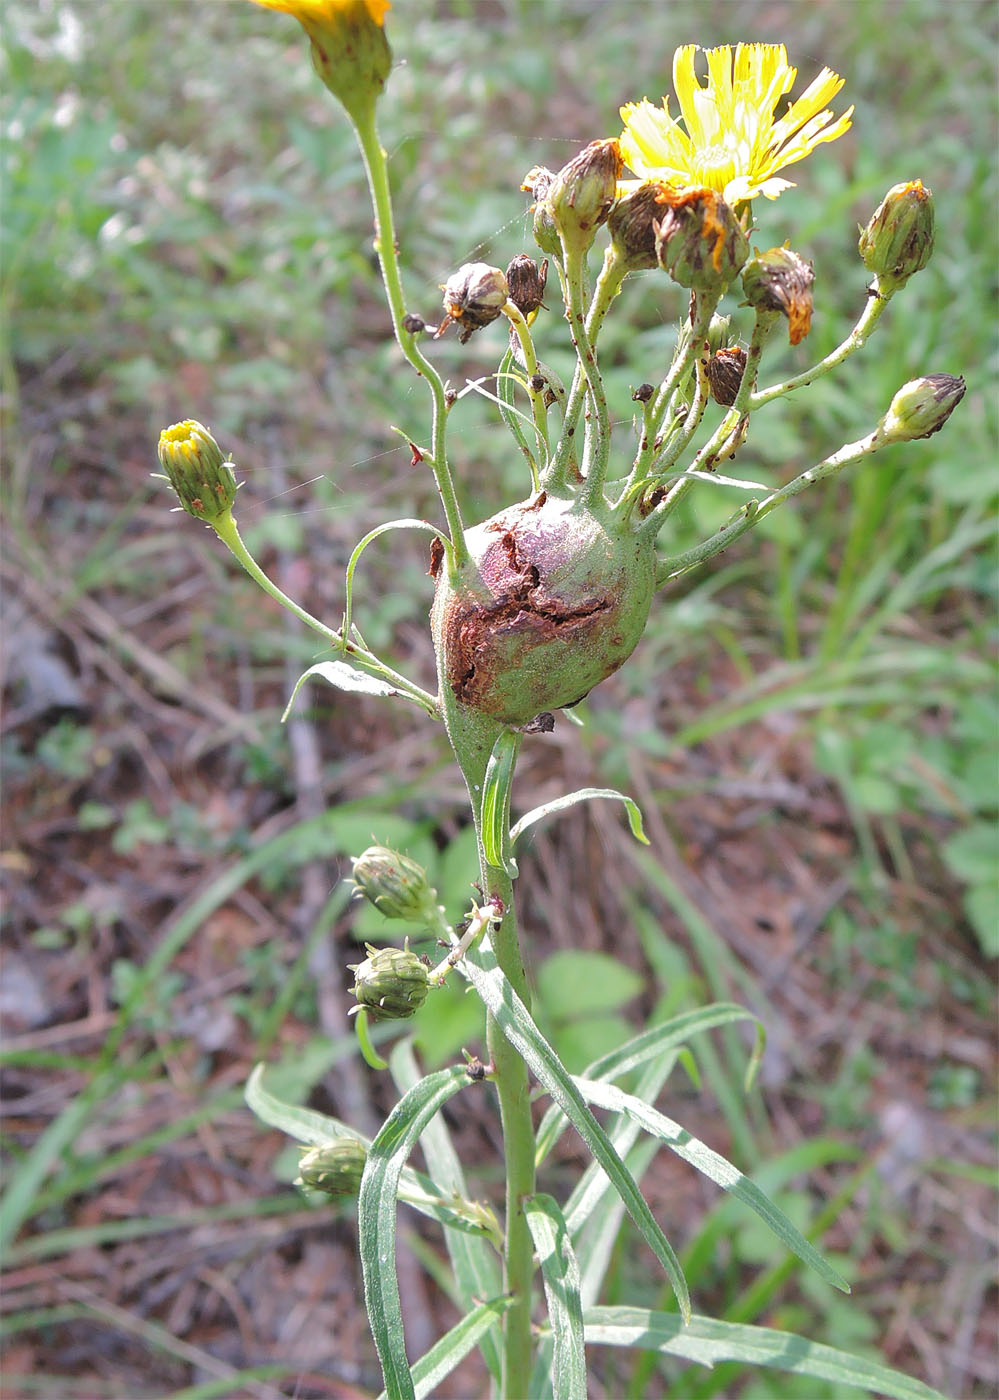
[535,1004,762,1166]
[510,786,649,847]
[583,1307,947,1400]
[463,939,690,1321]
[358,1065,472,1400]
[576,1078,848,1294]
[526,1194,587,1400]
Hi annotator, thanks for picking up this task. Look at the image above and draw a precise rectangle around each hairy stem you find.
[350,104,469,567]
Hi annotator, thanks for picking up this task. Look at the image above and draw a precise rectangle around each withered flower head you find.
[742,245,815,344]
[705,346,748,406]
[505,254,548,322]
[547,138,624,255]
[439,262,509,343]
[654,186,749,292]
[607,181,672,272]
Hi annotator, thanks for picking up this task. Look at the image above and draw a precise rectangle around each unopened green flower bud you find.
[440,262,509,344]
[521,166,561,258]
[655,187,749,293]
[547,139,623,256]
[156,420,238,522]
[704,313,733,357]
[250,0,392,122]
[878,374,965,442]
[607,181,671,272]
[348,941,430,1021]
[859,180,934,291]
[705,346,748,406]
[296,1138,367,1198]
[505,254,548,322]
[350,845,440,924]
[742,246,815,345]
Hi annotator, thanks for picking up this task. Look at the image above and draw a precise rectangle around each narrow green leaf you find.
[535,1004,762,1166]
[390,1043,503,1382]
[377,1295,513,1400]
[359,1066,472,1400]
[462,940,690,1321]
[526,1195,586,1400]
[575,1077,849,1294]
[481,729,523,876]
[582,1307,948,1400]
[510,786,649,847]
[245,1065,490,1240]
[283,659,401,720]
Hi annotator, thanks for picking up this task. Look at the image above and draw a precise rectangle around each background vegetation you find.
[2,0,996,1396]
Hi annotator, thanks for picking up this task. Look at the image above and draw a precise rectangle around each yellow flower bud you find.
[156,420,238,523]
[296,1138,367,1198]
[249,0,392,121]
[705,346,748,406]
[348,941,431,1021]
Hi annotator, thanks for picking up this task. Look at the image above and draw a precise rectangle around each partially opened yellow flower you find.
[620,43,853,205]
[249,0,392,119]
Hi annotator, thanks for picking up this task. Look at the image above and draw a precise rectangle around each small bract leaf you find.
[510,786,649,846]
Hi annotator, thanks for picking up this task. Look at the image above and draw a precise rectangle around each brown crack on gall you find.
[443,524,611,710]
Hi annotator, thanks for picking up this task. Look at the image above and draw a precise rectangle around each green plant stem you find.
[546,250,626,496]
[654,426,887,584]
[440,696,536,1400]
[503,299,550,468]
[750,279,893,408]
[350,103,469,567]
[212,511,440,717]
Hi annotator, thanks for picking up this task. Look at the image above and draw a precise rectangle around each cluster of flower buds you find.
[296,1137,367,1199]
[156,420,238,523]
[348,941,431,1021]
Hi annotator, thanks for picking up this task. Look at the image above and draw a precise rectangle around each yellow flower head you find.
[250,0,389,26]
[620,43,853,204]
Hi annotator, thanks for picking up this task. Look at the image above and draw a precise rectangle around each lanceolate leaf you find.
[284,660,402,719]
[582,1307,947,1400]
[245,1065,491,1240]
[462,940,690,1321]
[535,1004,763,1166]
[510,786,649,848]
[575,1077,848,1294]
[377,1295,513,1400]
[359,1066,472,1400]
[525,1195,586,1400]
[389,1044,503,1382]
[481,729,523,877]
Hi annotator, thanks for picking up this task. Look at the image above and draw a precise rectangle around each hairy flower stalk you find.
[159,21,962,1399]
